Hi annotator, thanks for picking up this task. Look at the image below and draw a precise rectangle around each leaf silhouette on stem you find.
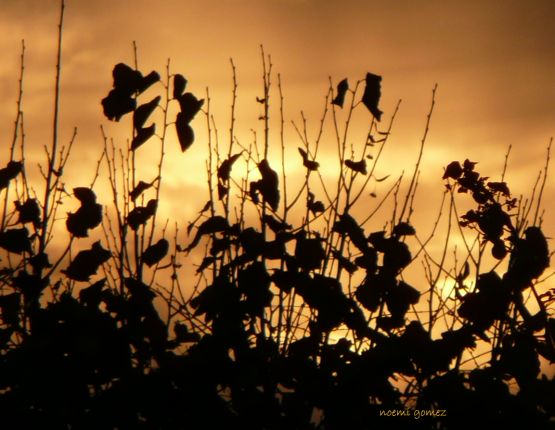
[0,228,32,254]
[185,216,230,253]
[142,238,169,267]
[15,198,41,227]
[0,161,22,190]
[250,159,280,211]
[126,199,157,231]
[362,72,383,121]
[298,148,319,171]
[345,159,367,175]
[332,78,349,108]
[66,187,103,237]
[62,241,111,282]
[173,74,187,99]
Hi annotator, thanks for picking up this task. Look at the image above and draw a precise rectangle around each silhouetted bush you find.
[0,3,553,429]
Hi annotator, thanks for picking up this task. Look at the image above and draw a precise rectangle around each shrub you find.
[0,2,553,429]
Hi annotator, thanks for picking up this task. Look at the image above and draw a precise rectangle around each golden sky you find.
[0,0,554,249]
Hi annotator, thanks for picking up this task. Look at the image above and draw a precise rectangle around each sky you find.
[0,0,553,269]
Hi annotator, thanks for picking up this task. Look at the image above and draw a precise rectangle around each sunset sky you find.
[0,0,554,254]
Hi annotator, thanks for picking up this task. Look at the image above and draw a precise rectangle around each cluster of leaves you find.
[0,46,553,430]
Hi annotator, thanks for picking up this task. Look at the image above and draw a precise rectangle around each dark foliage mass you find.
[0,48,553,430]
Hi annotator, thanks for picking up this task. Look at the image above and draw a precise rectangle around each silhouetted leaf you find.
[393,222,415,237]
[79,278,106,308]
[238,262,273,315]
[443,161,463,180]
[174,322,200,343]
[0,292,20,325]
[101,88,136,121]
[0,228,31,254]
[0,161,22,190]
[507,226,550,289]
[385,280,420,320]
[131,124,156,151]
[487,181,511,196]
[175,112,195,151]
[138,70,160,94]
[217,152,242,182]
[66,188,103,237]
[262,214,292,234]
[130,179,155,201]
[62,241,111,282]
[251,159,280,211]
[142,238,169,267]
[177,92,204,123]
[332,250,358,274]
[333,213,369,253]
[112,62,142,94]
[298,147,319,171]
[491,239,507,260]
[307,192,325,214]
[28,252,52,273]
[185,216,230,253]
[295,233,325,271]
[15,198,41,227]
[173,74,187,99]
[126,199,157,230]
[133,96,160,130]
[382,238,412,274]
[332,78,349,108]
[362,72,383,121]
[344,159,367,175]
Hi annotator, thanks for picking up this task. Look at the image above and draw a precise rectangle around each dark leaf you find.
[131,124,156,151]
[254,159,280,211]
[196,256,217,273]
[487,181,511,196]
[177,92,204,123]
[175,112,194,151]
[0,293,20,325]
[393,222,416,237]
[298,147,319,171]
[66,190,103,237]
[142,238,169,267]
[133,96,161,130]
[332,250,358,274]
[332,78,349,108]
[217,152,242,182]
[138,70,160,94]
[262,214,292,234]
[112,63,142,94]
[62,241,111,282]
[382,239,412,274]
[0,161,23,190]
[79,278,106,308]
[0,228,32,254]
[185,216,230,253]
[15,198,41,226]
[173,74,188,99]
[130,179,155,201]
[361,72,383,121]
[126,199,157,231]
[238,262,273,315]
[333,213,368,253]
[295,233,325,271]
[307,192,325,214]
[29,252,51,273]
[101,88,136,121]
[174,322,200,343]
[443,161,464,180]
[217,183,228,200]
[73,187,97,205]
[345,159,367,175]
